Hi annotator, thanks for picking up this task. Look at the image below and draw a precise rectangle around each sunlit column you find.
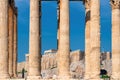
[28,0,41,79]
[84,0,91,79]
[13,7,18,78]
[0,0,10,79]
[111,0,120,79]
[8,5,14,77]
[90,0,100,79]
[58,0,70,79]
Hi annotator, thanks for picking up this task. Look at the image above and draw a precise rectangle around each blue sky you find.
[15,0,111,62]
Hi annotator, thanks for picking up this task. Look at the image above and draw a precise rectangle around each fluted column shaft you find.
[84,0,91,79]
[90,0,100,79]
[13,9,17,77]
[8,5,14,77]
[111,0,120,79]
[0,0,9,79]
[28,0,41,79]
[58,0,70,79]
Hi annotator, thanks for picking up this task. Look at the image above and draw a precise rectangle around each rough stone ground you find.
[8,79,83,80]
[7,79,104,80]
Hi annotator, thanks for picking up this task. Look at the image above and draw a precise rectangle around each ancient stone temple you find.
[0,0,18,79]
[0,0,120,80]
[27,0,101,79]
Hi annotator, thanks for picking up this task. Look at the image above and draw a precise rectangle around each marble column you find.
[0,0,10,79]
[111,0,120,79]
[84,0,91,79]
[28,0,41,79]
[13,7,17,78]
[90,0,100,79]
[58,0,70,79]
[8,5,14,77]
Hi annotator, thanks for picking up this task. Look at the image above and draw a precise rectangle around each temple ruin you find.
[0,0,120,80]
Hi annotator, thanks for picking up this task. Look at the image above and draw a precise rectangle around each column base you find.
[57,75,71,79]
[111,78,120,80]
[89,78,100,80]
[27,76,41,80]
[111,76,120,80]
[84,77,100,80]
[9,73,14,78]
[13,74,18,78]
[111,72,120,80]
[84,73,91,80]
[84,77,90,80]
[0,73,10,79]
[89,73,100,80]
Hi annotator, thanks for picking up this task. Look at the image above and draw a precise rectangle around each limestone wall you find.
[17,50,111,79]
[70,50,84,63]
[18,51,111,73]
[41,53,57,70]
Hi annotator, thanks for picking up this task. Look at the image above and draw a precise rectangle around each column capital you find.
[111,0,120,9]
[84,0,91,9]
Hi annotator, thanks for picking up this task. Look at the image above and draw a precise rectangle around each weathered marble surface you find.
[28,0,41,79]
[0,0,10,79]
[111,0,120,79]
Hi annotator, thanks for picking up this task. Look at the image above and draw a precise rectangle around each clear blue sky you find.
[15,0,112,62]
